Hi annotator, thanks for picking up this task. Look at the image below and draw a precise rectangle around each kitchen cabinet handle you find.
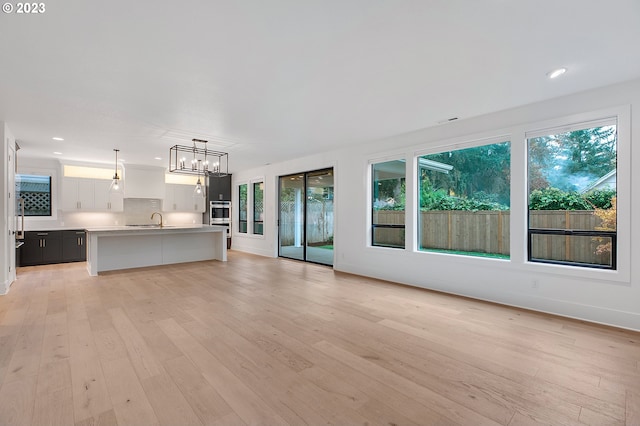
[42,239,46,248]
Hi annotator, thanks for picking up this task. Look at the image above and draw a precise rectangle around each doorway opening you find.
[278,168,333,266]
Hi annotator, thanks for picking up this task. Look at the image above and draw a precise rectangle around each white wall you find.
[0,122,16,294]
[232,152,338,258]
[232,78,640,331]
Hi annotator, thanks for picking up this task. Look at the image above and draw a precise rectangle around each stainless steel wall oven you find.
[210,201,231,245]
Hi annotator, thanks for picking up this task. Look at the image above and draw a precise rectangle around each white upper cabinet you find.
[61,178,90,210]
[94,180,124,211]
[163,183,206,213]
[61,177,124,211]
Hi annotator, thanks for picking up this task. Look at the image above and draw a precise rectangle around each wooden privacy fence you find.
[375,210,609,264]
[280,201,334,245]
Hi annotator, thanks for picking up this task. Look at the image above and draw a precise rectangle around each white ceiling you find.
[2,0,640,172]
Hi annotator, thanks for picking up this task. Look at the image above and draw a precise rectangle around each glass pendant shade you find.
[109,177,121,193]
[193,177,203,197]
[109,149,122,193]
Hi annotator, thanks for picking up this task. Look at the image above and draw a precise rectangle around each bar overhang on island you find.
[85,224,227,276]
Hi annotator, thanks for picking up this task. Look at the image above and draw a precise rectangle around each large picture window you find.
[527,119,617,269]
[16,174,52,216]
[418,141,511,258]
[238,184,248,233]
[371,160,405,248]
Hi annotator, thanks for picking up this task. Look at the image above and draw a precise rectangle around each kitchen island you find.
[85,224,227,276]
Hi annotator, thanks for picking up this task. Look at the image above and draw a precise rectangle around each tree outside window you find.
[253,181,264,235]
[371,160,405,248]
[418,141,511,258]
[527,122,617,269]
[238,184,247,233]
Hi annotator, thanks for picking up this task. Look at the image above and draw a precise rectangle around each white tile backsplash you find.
[24,198,203,230]
[124,198,162,225]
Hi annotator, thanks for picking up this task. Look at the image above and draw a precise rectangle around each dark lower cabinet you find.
[62,230,86,262]
[20,230,86,266]
[21,231,62,266]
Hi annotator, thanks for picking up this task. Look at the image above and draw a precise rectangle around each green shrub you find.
[529,187,616,210]
[421,189,508,211]
[584,189,616,209]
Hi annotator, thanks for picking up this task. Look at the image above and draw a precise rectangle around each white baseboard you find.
[335,262,640,332]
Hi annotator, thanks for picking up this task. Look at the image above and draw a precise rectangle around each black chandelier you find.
[169,139,228,177]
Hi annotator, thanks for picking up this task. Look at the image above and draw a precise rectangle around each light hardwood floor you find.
[0,251,639,425]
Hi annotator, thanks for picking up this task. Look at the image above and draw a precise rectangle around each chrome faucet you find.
[151,212,163,227]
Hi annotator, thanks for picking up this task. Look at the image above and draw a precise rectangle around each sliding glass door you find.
[305,169,334,265]
[279,168,333,266]
[278,173,305,261]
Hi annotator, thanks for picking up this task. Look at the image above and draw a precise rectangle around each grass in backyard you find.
[423,248,510,259]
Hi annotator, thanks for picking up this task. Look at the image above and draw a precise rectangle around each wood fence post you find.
[498,211,503,254]
[448,211,452,250]
[565,210,571,261]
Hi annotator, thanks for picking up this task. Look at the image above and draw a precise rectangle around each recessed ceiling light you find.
[53,151,62,155]
[154,157,162,160]
[547,68,567,79]
[52,137,64,141]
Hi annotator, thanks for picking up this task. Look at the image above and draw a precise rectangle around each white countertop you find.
[24,226,88,231]
[85,224,225,233]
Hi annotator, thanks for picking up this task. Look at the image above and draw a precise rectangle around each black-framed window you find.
[16,174,52,216]
[253,181,264,235]
[239,183,247,233]
[371,160,405,248]
[527,119,617,269]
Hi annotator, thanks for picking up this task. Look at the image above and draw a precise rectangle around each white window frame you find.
[244,177,264,238]
[236,181,248,234]
[18,165,59,223]
[521,106,630,283]
[414,134,512,261]
[368,154,408,250]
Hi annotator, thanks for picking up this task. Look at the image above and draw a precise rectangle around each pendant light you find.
[194,175,203,197]
[109,149,122,193]
[193,158,203,197]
